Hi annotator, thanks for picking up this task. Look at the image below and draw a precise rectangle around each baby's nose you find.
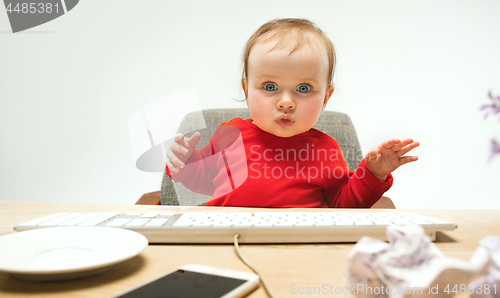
[277,94,296,110]
[279,103,295,109]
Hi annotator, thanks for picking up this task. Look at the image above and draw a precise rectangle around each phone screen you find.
[116,269,248,298]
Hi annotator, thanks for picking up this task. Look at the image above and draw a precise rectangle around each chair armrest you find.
[370,196,395,209]
[135,191,161,205]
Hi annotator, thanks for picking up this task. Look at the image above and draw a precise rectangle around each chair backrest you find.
[160,109,363,205]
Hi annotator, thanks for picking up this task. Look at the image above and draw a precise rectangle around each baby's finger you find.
[394,138,415,150]
[165,157,179,174]
[381,138,401,149]
[401,138,415,145]
[170,141,189,155]
[397,141,420,157]
[167,150,185,169]
[366,148,380,161]
[385,138,415,152]
[174,133,185,144]
[185,132,201,149]
[399,155,418,166]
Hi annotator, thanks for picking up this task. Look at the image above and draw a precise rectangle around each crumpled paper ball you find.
[344,225,493,298]
[471,236,500,298]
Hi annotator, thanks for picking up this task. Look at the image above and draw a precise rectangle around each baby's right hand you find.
[166,132,201,173]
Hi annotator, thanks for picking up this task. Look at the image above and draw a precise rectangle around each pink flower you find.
[488,139,500,163]
[480,90,500,120]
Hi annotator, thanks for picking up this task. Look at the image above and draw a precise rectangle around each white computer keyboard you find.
[14,211,457,243]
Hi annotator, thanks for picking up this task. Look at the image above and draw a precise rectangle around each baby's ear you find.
[241,79,248,99]
[322,85,335,111]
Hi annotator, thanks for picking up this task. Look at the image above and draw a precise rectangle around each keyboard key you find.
[125,218,150,227]
[408,219,433,225]
[391,219,413,225]
[372,220,393,225]
[353,220,374,226]
[213,220,233,227]
[144,219,168,227]
[192,221,212,227]
[78,213,118,226]
[20,212,69,226]
[106,218,132,227]
[140,213,158,218]
[173,220,192,228]
[425,217,453,224]
[294,221,314,227]
[274,220,293,227]
[315,221,334,227]
[228,212,253,219]
[59,214,101,226]
[17,213,70,226]
[335,220,355,226]
[39,213,86,226]
[254,221,273,227]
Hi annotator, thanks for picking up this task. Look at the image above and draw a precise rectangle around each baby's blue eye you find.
[264,83,277,91]
[297,85,311,93]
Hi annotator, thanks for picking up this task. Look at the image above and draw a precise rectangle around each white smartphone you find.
[113,264,260,298]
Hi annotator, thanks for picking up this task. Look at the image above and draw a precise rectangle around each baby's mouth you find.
[275,115,295,128]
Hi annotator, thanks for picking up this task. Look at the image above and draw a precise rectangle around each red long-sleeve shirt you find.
[166,118,392,208]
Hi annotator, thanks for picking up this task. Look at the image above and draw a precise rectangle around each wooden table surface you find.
[0,200,498,298]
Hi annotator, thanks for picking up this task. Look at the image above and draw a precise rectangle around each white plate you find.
[0,227,148,281]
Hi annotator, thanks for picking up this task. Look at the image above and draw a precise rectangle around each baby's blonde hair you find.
[242,18,336,87]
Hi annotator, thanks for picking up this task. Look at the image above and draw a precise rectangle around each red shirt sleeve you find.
[323,158,393,208]
[164,138,217,196]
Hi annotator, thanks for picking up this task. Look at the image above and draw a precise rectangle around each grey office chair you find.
[135,109,395,208]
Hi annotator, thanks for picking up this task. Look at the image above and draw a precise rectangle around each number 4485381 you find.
[443,284,497,295]
[5,2,59,14]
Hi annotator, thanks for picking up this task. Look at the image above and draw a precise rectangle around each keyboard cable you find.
[233,234,276,298]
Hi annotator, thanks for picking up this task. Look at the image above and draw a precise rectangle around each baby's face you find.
[243,41,334,138]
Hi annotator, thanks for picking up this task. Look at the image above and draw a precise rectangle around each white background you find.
[1,0,499,208]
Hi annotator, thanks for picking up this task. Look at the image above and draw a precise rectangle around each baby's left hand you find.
[365,138,420,181]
